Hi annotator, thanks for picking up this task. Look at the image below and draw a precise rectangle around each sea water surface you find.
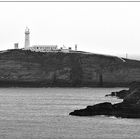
[0,87,139,138]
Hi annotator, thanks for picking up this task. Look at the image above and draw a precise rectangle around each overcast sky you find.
[0,2,140,59]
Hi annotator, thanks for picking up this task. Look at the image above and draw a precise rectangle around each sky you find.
[0,2,140,59]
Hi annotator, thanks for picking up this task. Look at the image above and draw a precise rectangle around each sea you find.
[0,87,139,139]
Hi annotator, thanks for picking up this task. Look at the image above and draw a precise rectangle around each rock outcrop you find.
[70,82,140,118]
[105,90,129,99]
[0,49,140,87]
[69,102,114,116]
[105,82,140,99]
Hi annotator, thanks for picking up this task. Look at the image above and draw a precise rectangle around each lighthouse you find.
[24,27,30,48]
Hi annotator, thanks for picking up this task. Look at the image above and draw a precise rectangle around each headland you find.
[0,49,140,87]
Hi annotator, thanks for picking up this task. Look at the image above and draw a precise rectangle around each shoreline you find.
[0,81,130,88]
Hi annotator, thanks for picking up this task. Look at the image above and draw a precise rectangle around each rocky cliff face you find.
[0,49,140,87]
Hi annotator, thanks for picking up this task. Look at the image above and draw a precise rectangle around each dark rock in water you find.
[70,82,140,118]
[129,82,140,92]
[123,89,140,104]
[105,89,129,99]
[70,102,114,116]
[105,82,140,100]
[69,101,140,118]
[112,103,140,118]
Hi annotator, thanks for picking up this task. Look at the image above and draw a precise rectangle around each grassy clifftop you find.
[0,49,140,87]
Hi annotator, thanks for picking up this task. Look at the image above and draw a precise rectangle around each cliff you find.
[0,49,140,87]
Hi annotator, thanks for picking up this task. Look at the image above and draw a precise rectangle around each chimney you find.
[14,43,19,49]
[75,44,77,51]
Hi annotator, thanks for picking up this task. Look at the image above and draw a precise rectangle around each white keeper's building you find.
[27,45,58,52]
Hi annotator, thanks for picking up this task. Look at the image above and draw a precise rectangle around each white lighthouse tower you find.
[24,27,30,48]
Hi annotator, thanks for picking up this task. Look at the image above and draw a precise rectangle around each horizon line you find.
[0,0,140,2]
